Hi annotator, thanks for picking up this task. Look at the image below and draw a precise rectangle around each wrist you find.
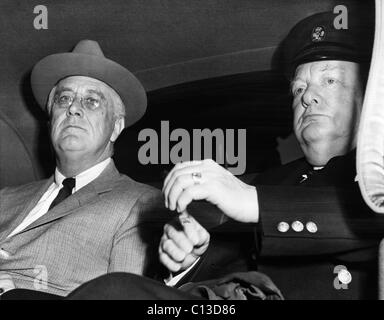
[245,185,259,223]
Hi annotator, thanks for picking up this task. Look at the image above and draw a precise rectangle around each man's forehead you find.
[293,60,359,80]
[56,76,112,93]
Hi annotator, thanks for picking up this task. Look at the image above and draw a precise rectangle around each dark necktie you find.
[49,177,76,210]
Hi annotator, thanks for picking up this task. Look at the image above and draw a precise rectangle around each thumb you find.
[178,210,204,247]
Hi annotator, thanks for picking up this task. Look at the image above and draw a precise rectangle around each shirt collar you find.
[54,158,111,192]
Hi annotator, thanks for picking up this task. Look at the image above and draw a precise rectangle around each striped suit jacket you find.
[0,161,170,296]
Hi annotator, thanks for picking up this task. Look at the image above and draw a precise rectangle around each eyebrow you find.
[290,78,304,92]
[87,89,106,100]
[55,87,106,100]
[290,64,346,89]
[55,86,74,93]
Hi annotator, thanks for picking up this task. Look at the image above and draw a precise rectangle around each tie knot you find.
[62,177,76,191]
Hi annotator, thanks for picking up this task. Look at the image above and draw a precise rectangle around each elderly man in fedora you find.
[0,40,170,297]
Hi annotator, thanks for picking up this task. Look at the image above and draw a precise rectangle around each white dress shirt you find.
[165,258,200,286]
[7,158,111,239]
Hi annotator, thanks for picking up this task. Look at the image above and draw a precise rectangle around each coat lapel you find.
[0,178,53,241]
[17,161,121,235]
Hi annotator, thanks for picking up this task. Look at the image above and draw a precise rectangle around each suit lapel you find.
[0,178,53,241]
[17,161,121,235]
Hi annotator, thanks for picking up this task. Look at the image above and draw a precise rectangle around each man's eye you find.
[60,95,70,102]
[57,95,72,105]
[84,97,100,109]
[293,87,304,96]
[326,78,337,85]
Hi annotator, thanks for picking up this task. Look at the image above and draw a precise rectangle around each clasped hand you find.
[159,159,259,273]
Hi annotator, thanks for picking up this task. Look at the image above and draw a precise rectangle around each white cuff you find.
[164,257,201,287]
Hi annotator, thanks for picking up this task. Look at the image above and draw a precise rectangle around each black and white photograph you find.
[0,0,383,309]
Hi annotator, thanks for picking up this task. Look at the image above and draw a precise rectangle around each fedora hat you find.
[31,39,147,127]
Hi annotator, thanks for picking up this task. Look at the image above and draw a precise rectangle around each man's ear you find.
[110,117,125,143]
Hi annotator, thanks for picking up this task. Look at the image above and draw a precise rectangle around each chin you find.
[57,138,87,152]
[301,125,332,143]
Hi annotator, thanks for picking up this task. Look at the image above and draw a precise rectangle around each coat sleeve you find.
[256,183,384,258]
[107,188,172,277]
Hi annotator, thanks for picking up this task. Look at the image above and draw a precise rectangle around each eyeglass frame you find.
[52,89,107,112]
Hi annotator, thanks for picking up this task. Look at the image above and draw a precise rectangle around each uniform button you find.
[277,222,290,233]
[338,268,352,285]
[0,249,11,260]
[291,221,304,232]
[306,221,318,233]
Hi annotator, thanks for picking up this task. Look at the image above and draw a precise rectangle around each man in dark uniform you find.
[160,11,384,299]
[4,10,379,300]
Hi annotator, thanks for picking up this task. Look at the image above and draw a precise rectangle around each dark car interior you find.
[0,0,379,301]
[2,0,373,189]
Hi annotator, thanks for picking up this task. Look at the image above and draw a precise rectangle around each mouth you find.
[302,114,327,122]
[63,124,85,131]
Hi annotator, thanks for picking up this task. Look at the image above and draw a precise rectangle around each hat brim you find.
[31,53,147,127]
[285,44,367,79]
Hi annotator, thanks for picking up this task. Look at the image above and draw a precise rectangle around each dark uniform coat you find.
[184,151,384,300]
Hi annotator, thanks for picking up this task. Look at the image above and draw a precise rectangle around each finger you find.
[164,224,194,254]
[163,161,202,192]
[176,185,210,213]
[161,238,187,262]
[163,166,205,207]
[166,174,198,211]
[164,161,225,201]
[183,214,210,252]
[159,232,169,248]
[180,252,200,270]
[163,162,206,196]
[159,249,182,273]
[195,225,210,248]
[178,211,202,246]
[158,232,171,257]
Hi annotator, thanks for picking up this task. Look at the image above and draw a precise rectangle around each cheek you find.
[333,109,355,133]
[292,103,303,127]
[87,112,112,138]
[329,94,355,127]
[50,112,65,135]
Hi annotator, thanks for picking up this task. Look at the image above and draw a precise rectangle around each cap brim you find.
[285,44,365,79]
[31,53,147,127]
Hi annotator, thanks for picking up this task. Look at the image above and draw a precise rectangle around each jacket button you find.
[306,221,318,233]
[277,222,290,233]
[291,221,304,232]
[338,268,352,285]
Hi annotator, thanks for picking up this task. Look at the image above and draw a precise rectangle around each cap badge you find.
[311,26,325,42]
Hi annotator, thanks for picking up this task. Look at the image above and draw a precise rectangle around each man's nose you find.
[67,99,83,117]
[301,86,320,109]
